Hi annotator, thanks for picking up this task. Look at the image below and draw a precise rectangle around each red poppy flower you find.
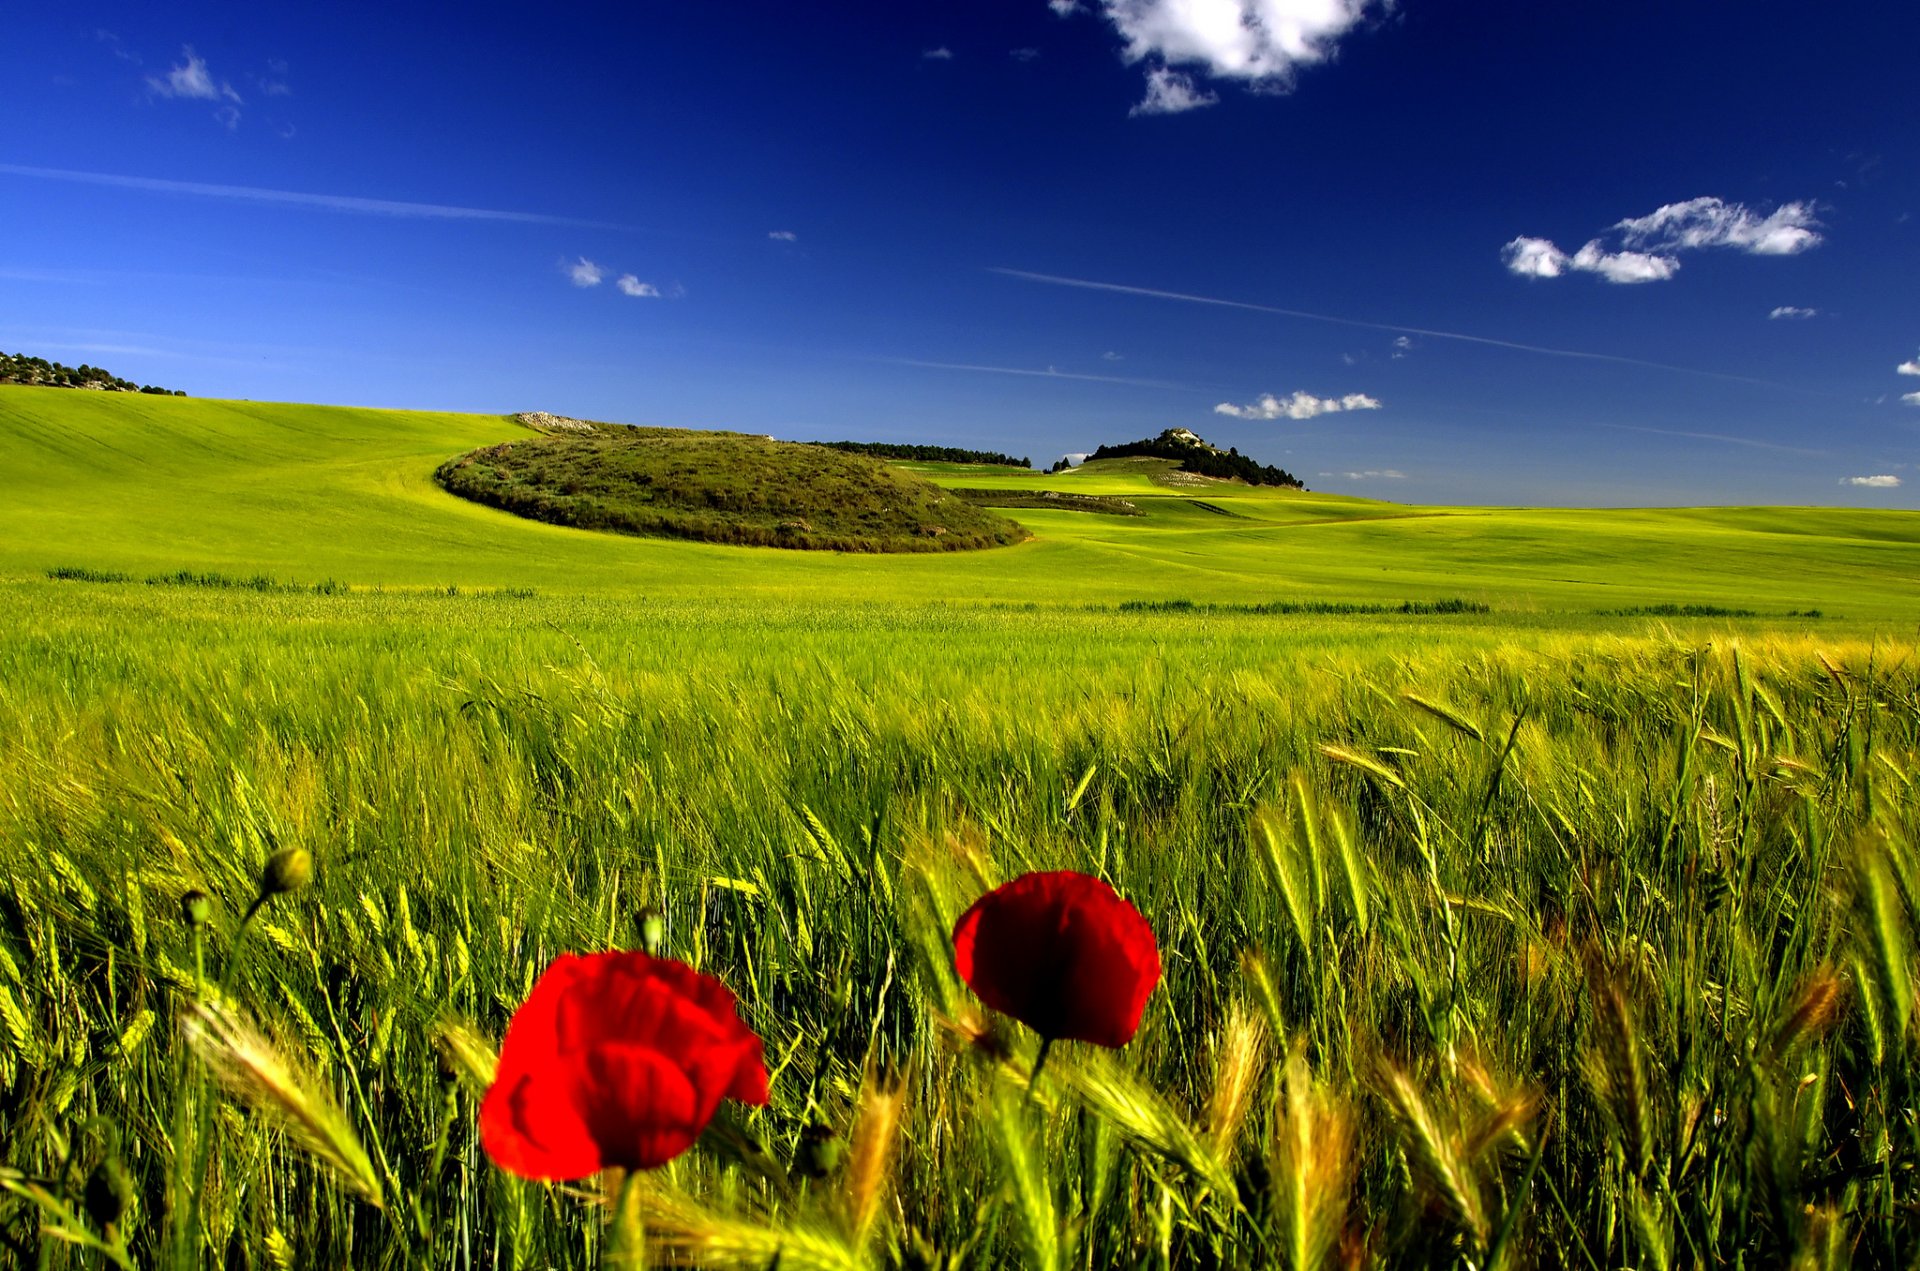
[480,951,769,1179]
[952,870,1160,1048]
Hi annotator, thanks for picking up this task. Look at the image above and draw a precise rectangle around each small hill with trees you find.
[0,351,184,395]
[437,420,1028,552]
[1082,427,1303,489]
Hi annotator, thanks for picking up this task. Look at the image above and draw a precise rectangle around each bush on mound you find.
[436,425,1029,553]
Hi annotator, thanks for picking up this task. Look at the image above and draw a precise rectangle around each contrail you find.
[1593,422,1828,457]
[0,163,631,230]
[990,267,1788,389]
[873,355,1190,391]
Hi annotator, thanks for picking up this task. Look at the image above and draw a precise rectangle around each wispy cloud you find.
[95,29,141,65]
[1617,197,1822,256]
[874,356,1187,390]
[1049,0,1084,14]
[923,47,953,60]
[615,274,659,298]
[1770,305,1819,320]
[1841,474,1901,488]
[768,230,798,243]
[566,257,604,287]
[1131,66,1217,115]
[1506,197,1821,285]
[1216,390,1381,420]
[1904,391,1920,406]
[0,164,629,229]
[1320,469,1405,480]
[992,266,1790,387]
[1011,47,1041,62]
[147,46,240,103]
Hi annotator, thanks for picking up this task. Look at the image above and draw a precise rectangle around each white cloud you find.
[1897,357,1920,375]
[1904,391,1920,406]
[1569,239,1680,284]
[565,257,603,287]
[1321,468,1405,480]
[147,47,235,101]
[1102,0,1377,85]
[1842,475,1902,488]
[147,46,244,126]
[1769,306,1818,320]
[615,275,660,298]
[1102,350,1123,360]
[1215,390,1381,420]
[768,230,798,242]
[923,47,953,60]
[1050,0,1085,14]
[1011,47,1042,61]
[1615,197,1822,256]
[1505,234,1678,283]
[1506,196,1820,285]
[1131,65,1217,115]
[1502,237,1569,278]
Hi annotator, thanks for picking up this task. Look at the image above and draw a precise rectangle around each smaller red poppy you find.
[481,951,769,1179]
[952,870,1160,1048]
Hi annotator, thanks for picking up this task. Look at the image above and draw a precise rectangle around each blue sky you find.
[3,1,1916,506]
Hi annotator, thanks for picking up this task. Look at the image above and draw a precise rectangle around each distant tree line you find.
[813,440,1031,468]
[0,351,185,395]
[1088,429,1303,489]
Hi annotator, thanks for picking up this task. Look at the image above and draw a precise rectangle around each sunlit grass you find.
[0,583,1914,1265]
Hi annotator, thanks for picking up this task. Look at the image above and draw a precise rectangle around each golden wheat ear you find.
[845,1070,905,1253]
[1270,1048,1355,1271]
[1767,968,1845,1064]
[182,999,383,1207]
[1376,1061,1488,1250]
[1203,1001,1268,1165]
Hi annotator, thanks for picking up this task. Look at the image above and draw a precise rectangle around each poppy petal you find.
[581,1042,702,1170]
[953,870,1159,1047]
[480,1058,602,1180]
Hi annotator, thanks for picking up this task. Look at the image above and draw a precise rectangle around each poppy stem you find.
[606,1168,645,1270]
[1026,1037,1055,1105]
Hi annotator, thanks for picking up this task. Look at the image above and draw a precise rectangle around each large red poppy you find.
[480,951,769,1179]
[952,870,1160,1048]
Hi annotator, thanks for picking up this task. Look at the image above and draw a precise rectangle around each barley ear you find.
[846,1071,905,1252]
[1271,1048,1355,1271]
[182,999,383,1207]
[1204,1001,1268,1164]
[1377,1061,1487,1249]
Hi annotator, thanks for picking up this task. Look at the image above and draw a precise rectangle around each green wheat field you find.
[2,384,1918,1268]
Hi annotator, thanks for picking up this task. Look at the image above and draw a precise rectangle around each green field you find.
[1,385,1918,1268]
[5,385,1918,619]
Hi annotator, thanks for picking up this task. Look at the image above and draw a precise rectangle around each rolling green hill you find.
[3,384,1918,620]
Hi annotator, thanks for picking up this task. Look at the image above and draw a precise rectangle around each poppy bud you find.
[794,1124,844,1178]
[637,905,666,955]
[259,848,312,898]
[84,1157,134,1231]
[180,889,211,927]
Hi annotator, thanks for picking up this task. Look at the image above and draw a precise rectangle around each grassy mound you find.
[436,424,1028,552]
